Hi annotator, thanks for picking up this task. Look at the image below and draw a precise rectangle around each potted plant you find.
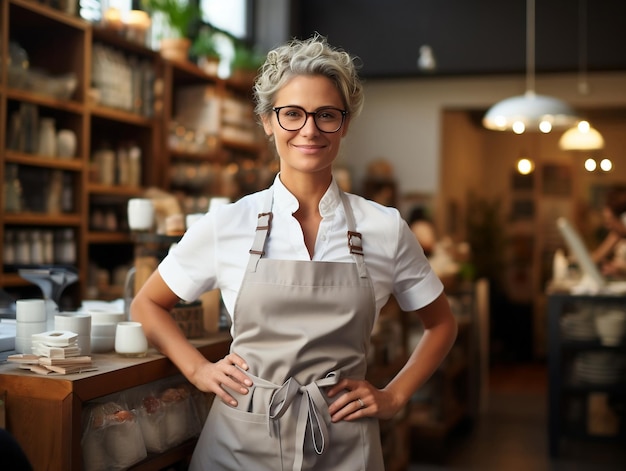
[190,27,221,76]
[230,41,265,85]
[142,0,199,61]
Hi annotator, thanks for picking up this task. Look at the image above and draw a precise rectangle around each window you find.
[200,0,249,39]
[80,0,132,23]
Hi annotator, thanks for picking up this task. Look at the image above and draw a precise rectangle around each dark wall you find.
[291,0,626,78]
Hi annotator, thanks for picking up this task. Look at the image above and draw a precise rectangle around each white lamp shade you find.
[483,91,579,133]
[558,121,605,150]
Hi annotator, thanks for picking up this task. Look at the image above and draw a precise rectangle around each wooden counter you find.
[0,333,231,471]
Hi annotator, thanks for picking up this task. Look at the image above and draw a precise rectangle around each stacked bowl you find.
[89,309,125,354]
[595,309,626,346]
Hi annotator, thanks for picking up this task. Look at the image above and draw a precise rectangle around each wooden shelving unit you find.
[0,1,268,305]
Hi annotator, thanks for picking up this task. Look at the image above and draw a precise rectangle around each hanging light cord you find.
[526,0,536,96]
[578,0,589,94]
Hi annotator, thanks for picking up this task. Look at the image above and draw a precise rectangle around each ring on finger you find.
[357,398,365,409]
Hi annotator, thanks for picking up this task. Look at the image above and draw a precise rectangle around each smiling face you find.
[262,75,350,184]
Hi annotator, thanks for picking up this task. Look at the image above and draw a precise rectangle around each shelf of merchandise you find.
[547,292,626,457]
[0,0,89,305]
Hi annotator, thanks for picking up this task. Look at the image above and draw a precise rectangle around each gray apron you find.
[189,188,384,471]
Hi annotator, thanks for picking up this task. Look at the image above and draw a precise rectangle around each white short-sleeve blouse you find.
[159,175,443,323]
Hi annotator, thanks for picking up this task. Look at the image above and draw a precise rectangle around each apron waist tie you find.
[245,370,340,471]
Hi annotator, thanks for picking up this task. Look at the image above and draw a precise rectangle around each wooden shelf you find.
[91,26,159,59]
[6,88,84,114]
[4,150,83,171]
[87,183,145,196]
[86,231,133,244]
[10,0,89,29]
[89,104,156,127]
[3,213,83,226]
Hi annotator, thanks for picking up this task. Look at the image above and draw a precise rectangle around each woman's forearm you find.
[383,294,458,408]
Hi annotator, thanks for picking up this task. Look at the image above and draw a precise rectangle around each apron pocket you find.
[196,400,285,471]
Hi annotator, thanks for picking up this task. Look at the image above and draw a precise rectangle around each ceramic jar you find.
[56,129,77,159]
[37,118,57,157]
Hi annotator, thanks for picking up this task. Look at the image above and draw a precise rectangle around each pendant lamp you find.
[559,120,604,150]
[558,0,605,151]
[483,0,579,134]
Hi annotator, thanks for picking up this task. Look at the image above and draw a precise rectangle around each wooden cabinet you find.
[85,26,161,301]
[0,334,231,471]
[0,1,160,305]
[547,293,626,457]
[0,1,268,305]
[160,58,270,214]
[1,0,90,305]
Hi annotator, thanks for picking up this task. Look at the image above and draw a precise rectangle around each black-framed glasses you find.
[272,106,348,133]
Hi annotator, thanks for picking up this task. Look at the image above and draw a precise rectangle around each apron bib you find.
[189,189,384,471]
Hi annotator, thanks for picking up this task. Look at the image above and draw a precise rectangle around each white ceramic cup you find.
[55,312,92,354]
[115,321,148,357]
[55,312,92,336]
[15,321,47,346]
[88,309,125,325]
[127,198,154,231]
[16,299,46,322]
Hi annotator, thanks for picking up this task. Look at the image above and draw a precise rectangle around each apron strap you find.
[246,184,368,278]
[246,189,274,273]
[339,191,368,278]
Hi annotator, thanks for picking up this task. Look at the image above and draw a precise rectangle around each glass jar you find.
[37,118,57,157]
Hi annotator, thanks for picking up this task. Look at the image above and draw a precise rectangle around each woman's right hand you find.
[192,352,253,406]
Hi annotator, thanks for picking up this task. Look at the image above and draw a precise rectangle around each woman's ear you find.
[621,212,626,228]
[262,115,273,137]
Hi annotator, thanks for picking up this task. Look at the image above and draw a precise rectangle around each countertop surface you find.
[0,332,231,380]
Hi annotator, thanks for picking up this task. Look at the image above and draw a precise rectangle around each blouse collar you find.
[272,174,342,219]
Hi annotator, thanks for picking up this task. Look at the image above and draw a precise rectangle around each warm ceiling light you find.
[517,158,535,175]
[584,158,596,171]
[483,0,579,133]
[558,120,605,150]
[599,158,612,172]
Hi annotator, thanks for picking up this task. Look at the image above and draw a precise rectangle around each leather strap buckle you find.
[249,212,273,256]
[256,212,273,233]
[347,231,363,255]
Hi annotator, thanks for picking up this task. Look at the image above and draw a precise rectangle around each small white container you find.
[91,322,117,353]
[55,312,92,336]
[16,299,46,322]
[91,335,115,353]
[88,309,125,325]
[115,321,148,357]
[595,310,626,346]
[56,129,77,159]
[127,198,154,232]
[15,320,47,340]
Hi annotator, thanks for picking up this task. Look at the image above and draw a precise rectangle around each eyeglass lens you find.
[275,106,345,133]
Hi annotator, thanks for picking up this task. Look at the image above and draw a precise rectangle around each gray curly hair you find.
[253,34,364,121]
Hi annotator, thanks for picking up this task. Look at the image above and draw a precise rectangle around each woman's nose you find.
[299,114,320,136]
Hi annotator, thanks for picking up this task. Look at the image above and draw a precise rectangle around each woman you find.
[592,187,626,277]
[131,34,458,470]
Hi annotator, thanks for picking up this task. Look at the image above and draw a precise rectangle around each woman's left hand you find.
[326,379,401,422]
